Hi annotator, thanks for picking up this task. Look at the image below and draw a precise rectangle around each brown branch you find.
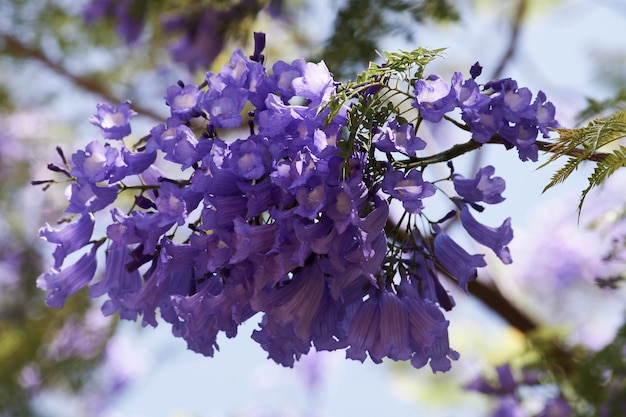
[399,135,609,169]
[535,139,608,163]
[491,0,528,80]
[465,276,537,333]
[1,31,163,122]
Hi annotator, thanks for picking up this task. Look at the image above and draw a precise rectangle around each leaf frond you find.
[541,111,626,200]
[578,145,626,212]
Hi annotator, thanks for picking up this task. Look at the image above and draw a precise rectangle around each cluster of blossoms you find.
[36,34,558,372]
[413,62,557,162]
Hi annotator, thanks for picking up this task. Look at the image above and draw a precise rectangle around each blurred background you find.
[1,1,626,416]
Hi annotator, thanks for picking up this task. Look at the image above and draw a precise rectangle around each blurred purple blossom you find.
[83,0,144,44]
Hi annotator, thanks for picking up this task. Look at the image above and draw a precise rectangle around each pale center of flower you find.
[173,93,197,110]
[308,185,325,205]
[335,192,351,215]
[84,151,107,176]
[238,153,260,173]
[101,112,127,128]
[394,180,422,197]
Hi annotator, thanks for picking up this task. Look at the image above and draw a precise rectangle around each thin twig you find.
[1,31,163,122]
[399,135,608,169]
[491,0,528,80]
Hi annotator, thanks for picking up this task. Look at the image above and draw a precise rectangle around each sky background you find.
[30,1,626,417]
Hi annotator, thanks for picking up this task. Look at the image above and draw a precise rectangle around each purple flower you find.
[228,136,272,180]
[267,60,306,103]
[90,244,142,321]
[292,61,335,106]
[106,208,175,255]
[218,48,254,89]
[343,292,384,364]
[230,218,278,264]
[373,119,427,155]
[71,141,122,184]
[293,176,328,220]
[163,7,226,72]
[37,245,99,308]
[469,62,482,79]
[117,145,157,180]
[39,214,95,269]
[453,165,506,204]
[252,315,312,367]
[434,231,486,291]
[382,167,436,213]
[197,48,264,128]
[173,269,255,357]
[89,101,137,140]
[466,363,518,395]
[342,288,457,371]
[403,298,454,369]
[131,239,199,327]
[459,203,513,265]
[82,0,144,44]
[537,398,572,417]
[486,78,535,123]
[252,261,327,345]
[65,179,119,214]
[451,71,490,111]
[164,84,201,121]
[412,74,457,122]
[462,105,504,144]
[533,91,559,137]
[499,122,540,162]
[202,84,248,129]
[201,195,248,230]
[250,32,266,63]
[324,183,361,233]
[149,117,200,170]
[491,397,527,417]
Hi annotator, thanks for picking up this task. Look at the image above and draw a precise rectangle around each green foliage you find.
[519,322,626,417]
[319,0,458,79]
[541,110,626,211]
[326,46,446,180]
[578,145,626,213]
[326,46,445,122]
[577,88,626,124]
[572,317,626,416]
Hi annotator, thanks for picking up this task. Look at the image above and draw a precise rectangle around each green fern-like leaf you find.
[545,111,626,164]
[578,145,626,211]
[325,46,444,125]
[542,157,583,193]
[541,110,626,197]
[577,88,626,123]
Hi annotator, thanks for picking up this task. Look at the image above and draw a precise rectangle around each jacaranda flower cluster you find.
[36,34,558,372]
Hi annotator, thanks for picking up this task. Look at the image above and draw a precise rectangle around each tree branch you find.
[491,0,528,80]
[0,31,163,122]
[399,135,609,169]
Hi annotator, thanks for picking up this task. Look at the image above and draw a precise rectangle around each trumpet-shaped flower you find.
[89,101,136,140]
